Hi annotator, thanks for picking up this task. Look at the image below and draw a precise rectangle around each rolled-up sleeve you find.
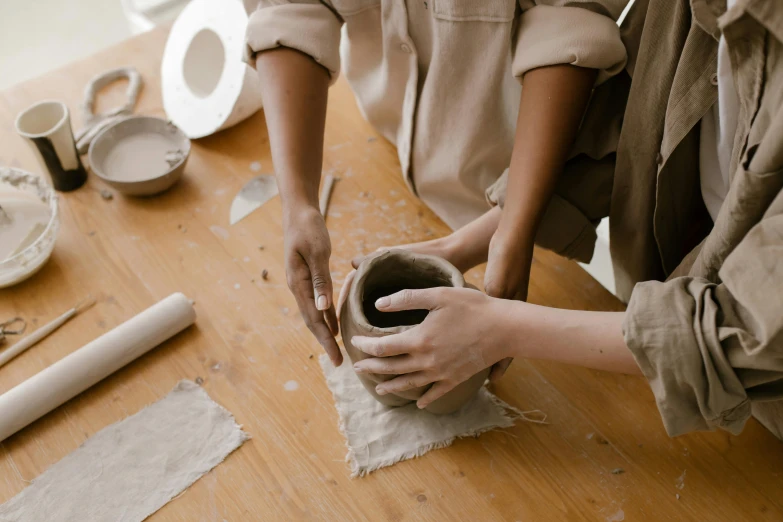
[243,0,343,83]
[623,211,783,437]
[513,1,628,85]
[485,168,509,208]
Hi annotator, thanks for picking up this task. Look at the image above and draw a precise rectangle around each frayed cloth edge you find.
[319,356,547,478]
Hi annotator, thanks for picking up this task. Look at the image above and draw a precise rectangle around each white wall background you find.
[0,0,188,90]
[0,0,131,90]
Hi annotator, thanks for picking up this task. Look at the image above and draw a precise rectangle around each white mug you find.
[15,100,87,192]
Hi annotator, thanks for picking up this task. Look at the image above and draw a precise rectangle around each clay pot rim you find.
[15,100,69,139]
[349,249,465,335]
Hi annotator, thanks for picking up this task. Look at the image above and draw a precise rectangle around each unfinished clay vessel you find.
[341,250,490,414]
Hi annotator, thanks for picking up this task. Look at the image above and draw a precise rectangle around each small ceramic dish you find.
[0,168,60,288]
[88,116,191,196]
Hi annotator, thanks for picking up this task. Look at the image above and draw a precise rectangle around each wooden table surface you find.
[1,27,781,522]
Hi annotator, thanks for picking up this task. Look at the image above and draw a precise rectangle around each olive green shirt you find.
[620,0,783,439]
[491,0,783,438]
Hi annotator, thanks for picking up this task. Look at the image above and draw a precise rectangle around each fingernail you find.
[375,386,387,395]
[375,296,391,309]
[353,364,364,373]
[317,295,328,311]
[417,401,427,409]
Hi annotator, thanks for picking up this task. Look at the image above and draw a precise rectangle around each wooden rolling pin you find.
[0,293,196,442]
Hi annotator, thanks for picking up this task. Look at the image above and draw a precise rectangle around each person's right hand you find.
[283,205,342,366]
[351,287,513,408]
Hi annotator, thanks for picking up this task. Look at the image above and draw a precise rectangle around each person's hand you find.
[350,236,465,272]
[484,226,534,301]
[340,236,464,322]
[482,225,535,381]
[283,205,342,366]
[351,287,513,409]
[338,237,449,322]
[343,206,505,317]
[340,234,467,322]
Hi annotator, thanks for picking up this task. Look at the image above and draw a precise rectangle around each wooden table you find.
[1,27,781,521]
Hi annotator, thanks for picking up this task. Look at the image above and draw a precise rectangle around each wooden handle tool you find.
[0,296,96,369]
[319,174,337,218]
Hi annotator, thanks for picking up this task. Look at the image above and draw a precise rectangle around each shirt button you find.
[400,43,412,54]
[710,73,718,86]
[656,152,664,165]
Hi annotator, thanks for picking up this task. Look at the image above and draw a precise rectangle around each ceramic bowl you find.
[0,168,60,288]
[88,116,191,196]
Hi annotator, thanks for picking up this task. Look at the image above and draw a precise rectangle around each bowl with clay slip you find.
[88,116,191,196]
[0,168,60,288]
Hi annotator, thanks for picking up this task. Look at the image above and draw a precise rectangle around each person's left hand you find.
[350,287,514,409]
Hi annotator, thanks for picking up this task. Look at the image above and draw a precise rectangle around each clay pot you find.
[340,250,490,414]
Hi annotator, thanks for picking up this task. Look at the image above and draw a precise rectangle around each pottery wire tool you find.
[0,317,26,344]
[0,296,96,369]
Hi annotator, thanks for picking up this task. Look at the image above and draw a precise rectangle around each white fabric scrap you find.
[320,354,545,477]
[0,380,248,522]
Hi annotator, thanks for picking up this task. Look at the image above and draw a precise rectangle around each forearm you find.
[500,302,639,374]
[443,207,502,271]
[255,47,330,213]
[500,64,598,238]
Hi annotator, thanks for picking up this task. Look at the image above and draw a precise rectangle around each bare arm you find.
[510,305,638,374]
[351,289,638,408]
[256,48,329,211]
[485,64,597,300]
[255,47,342,365]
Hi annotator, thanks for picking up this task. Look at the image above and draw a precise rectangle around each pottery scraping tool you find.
[229,174,337,225]
[230,174,279,225]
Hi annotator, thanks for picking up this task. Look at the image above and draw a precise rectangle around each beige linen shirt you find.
[243,0,628,231]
